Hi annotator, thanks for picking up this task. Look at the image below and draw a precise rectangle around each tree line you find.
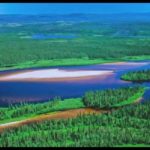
[83,86,143,109]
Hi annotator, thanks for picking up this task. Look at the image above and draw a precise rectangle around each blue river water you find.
[0,61,150,106]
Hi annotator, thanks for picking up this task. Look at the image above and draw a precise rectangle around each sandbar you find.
[0,68,113,82]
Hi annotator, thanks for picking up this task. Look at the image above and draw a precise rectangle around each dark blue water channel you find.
[0,61,150,106]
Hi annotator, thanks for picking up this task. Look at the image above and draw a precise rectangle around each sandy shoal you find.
[0,68,113,81]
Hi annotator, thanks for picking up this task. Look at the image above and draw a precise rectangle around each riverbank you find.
[0,89,144,132]
[0,98,84,124]
[0,95,143,133]
[0,86,147,147]
[0,55,150,71]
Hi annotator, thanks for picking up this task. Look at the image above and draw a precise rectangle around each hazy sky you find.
[0,3,150,14]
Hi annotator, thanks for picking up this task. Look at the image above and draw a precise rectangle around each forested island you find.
[121,70,150,82]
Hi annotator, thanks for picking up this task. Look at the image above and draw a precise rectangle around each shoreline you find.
[0,56,149,72]
[0,96,142,133]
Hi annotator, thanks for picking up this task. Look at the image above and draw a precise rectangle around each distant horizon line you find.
[0,12,150,15]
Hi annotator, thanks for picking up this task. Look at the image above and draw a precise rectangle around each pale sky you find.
[0,3,150,14]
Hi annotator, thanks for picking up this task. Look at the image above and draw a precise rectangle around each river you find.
[0,61,150,106]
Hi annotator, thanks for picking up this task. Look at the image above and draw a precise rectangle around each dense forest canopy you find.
[0,101,149,147]
[0,14,150,67]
